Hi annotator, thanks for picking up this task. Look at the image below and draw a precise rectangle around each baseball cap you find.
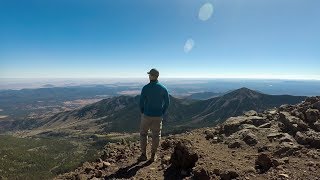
[147,68,159,77]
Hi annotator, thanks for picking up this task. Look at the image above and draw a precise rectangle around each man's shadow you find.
[105,160,152,179]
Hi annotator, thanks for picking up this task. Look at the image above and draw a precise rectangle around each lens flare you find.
[198,3,214,21]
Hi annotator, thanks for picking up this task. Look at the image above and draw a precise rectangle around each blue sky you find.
[1,0,319,79]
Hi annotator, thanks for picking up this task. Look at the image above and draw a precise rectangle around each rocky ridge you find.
[56,96,320,180]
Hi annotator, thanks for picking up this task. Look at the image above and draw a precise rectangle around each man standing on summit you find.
[138,68,170,162]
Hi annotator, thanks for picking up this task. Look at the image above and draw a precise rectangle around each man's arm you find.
[162,89,170,115]
[139,87,145,114]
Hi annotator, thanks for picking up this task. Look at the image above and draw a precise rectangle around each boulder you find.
[278,112,308,134]
[228,140,242,148]
[255,153,273,173]
[240,124,258,130]
[244,110,258,116]
[248,116,269,127]
[295,130,320,148]
[305,131,320,148]
[223,116,248,136]
[305,109,319,124]
[242,132,258,146]
[312,101,320,111]
[170,140,199,170]
[314,120,320,132]
[223,115,268,136]
[257,145,271,153]
[279,104,290,111]
[267,133,286,142]
[279,133,296,143]
[204,130,217,140]
[274,142,301,157]
[295,131,308,145]
[267,132,296,143]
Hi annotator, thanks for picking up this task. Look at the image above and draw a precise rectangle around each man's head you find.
[147,68,159,81]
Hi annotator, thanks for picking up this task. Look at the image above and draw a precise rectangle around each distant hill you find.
[185,87,307,126]
[22,88,306,137]
[185,92,224,100]
[42,84,55,88]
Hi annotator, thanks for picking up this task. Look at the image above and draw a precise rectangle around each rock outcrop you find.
[56,96,320,180]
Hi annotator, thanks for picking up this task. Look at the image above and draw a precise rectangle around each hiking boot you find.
[149,154,157,162]
[137,153,147,162]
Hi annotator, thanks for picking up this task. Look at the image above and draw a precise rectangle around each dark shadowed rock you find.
[248,116,269,127]
[314,120,320,132]
[204,130,217,140]
[228,140,242,148]
[161,139,174,150]
[295,130,320,148]
[255,153,273,173]
[279,112,308,134]
[279,104,296,112]
[242,132,258,146]
[219,169,239,180]
[192,166,210,180]
[94,170,103,178]
[295,131,308,145]
[312,101,320,111]
[305,109,319,124]
[170,139,199,171]
[305,131,320,148]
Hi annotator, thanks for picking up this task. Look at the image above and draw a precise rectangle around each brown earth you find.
[56,97,320,180]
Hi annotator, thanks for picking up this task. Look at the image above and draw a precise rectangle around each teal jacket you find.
[139,80,170,117]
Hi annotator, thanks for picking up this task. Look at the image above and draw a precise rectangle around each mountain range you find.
[22,88,306,137]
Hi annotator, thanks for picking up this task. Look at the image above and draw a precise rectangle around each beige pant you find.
[139,114,162,155]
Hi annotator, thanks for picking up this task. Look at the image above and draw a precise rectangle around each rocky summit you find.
[56,97,320,180]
